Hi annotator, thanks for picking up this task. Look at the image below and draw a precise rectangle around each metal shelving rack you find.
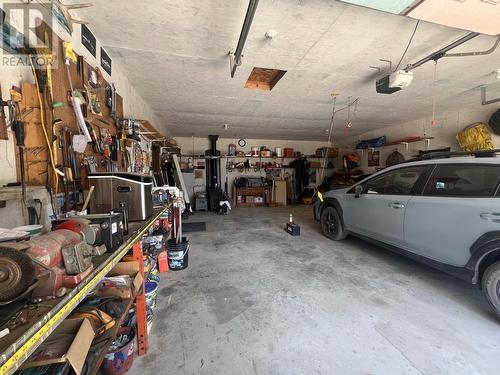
[0,207,168,375]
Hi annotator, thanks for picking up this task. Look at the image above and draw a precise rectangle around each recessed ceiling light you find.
[265,30,278,39]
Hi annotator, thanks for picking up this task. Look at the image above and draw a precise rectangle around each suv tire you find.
[482,261,500,319]
[320,206,347,241]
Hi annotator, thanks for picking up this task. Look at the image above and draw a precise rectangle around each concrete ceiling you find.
[75,0,500,140]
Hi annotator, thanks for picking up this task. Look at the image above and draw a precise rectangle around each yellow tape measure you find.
[0,209,166,375]
[0,252,121,375]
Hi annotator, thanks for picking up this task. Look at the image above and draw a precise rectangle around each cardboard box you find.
[274,179,287,206]
[98,283,133,299]
[21,318,95,375]
[98,261,143,298]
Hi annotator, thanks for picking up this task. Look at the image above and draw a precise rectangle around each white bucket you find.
[275,147,283,157]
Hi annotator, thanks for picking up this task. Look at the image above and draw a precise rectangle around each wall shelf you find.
[354,137,435,152]
[0,208,169,375]
[180,154,337,160]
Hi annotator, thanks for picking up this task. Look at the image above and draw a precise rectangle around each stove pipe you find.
[206,135,220,189]
[205,135,223,211]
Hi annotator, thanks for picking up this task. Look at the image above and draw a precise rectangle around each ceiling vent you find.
[244,67,286,91]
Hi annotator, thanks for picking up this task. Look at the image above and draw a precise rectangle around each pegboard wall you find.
[15,21,128,211]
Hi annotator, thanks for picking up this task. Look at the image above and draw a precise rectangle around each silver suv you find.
[314,154,500,317]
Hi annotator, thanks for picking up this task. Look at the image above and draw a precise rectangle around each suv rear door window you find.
[363,166,427,195]
[423,164,500,197]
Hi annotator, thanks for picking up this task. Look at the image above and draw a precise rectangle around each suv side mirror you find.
[354,185,363,198]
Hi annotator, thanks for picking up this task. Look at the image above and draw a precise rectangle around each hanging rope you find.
[319,95,338,184]
[431,61,438,127]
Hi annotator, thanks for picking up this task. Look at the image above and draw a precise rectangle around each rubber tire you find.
[320,206,347,241]
[482,261,500,319]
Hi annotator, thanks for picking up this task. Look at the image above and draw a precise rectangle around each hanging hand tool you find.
[11,110,26,205]
[77,55,85,87]
[6,96,45,223]
[81,186,94,213]
[86,121,102,153]
[45,45,63,216]
[0,85,8,139]
[110,135,118,162]
[28,56,65,184]
[63,45,92,143]
[63,128,81,211]
[60,128,71,212]
[111,83,117,122]
[52,118,62,177]
[83,156,97,174]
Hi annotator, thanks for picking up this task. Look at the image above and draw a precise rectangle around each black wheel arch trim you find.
[318,198,344,225]
[467,231,500,284]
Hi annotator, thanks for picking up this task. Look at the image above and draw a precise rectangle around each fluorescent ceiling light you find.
[408,0,500,35]
[339,0,418,14]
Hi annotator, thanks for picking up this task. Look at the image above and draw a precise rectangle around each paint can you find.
[103,327,135,375]
[251,147,259,157]
[145,281,158,309]
[167,237,189,271]
[275,147,283,157]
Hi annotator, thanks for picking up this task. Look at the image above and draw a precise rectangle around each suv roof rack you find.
[410,149,500,161]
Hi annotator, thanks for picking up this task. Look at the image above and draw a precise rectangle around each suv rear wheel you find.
[482,262,500,319]
[320,207,347,241]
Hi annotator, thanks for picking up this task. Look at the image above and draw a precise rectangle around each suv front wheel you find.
[320,207,347,241]
[482,262,500,319]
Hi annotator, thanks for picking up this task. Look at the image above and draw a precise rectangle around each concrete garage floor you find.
[130,206,500,375]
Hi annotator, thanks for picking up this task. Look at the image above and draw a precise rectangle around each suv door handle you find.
[389,202,405,209]
[480,213,500,223]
